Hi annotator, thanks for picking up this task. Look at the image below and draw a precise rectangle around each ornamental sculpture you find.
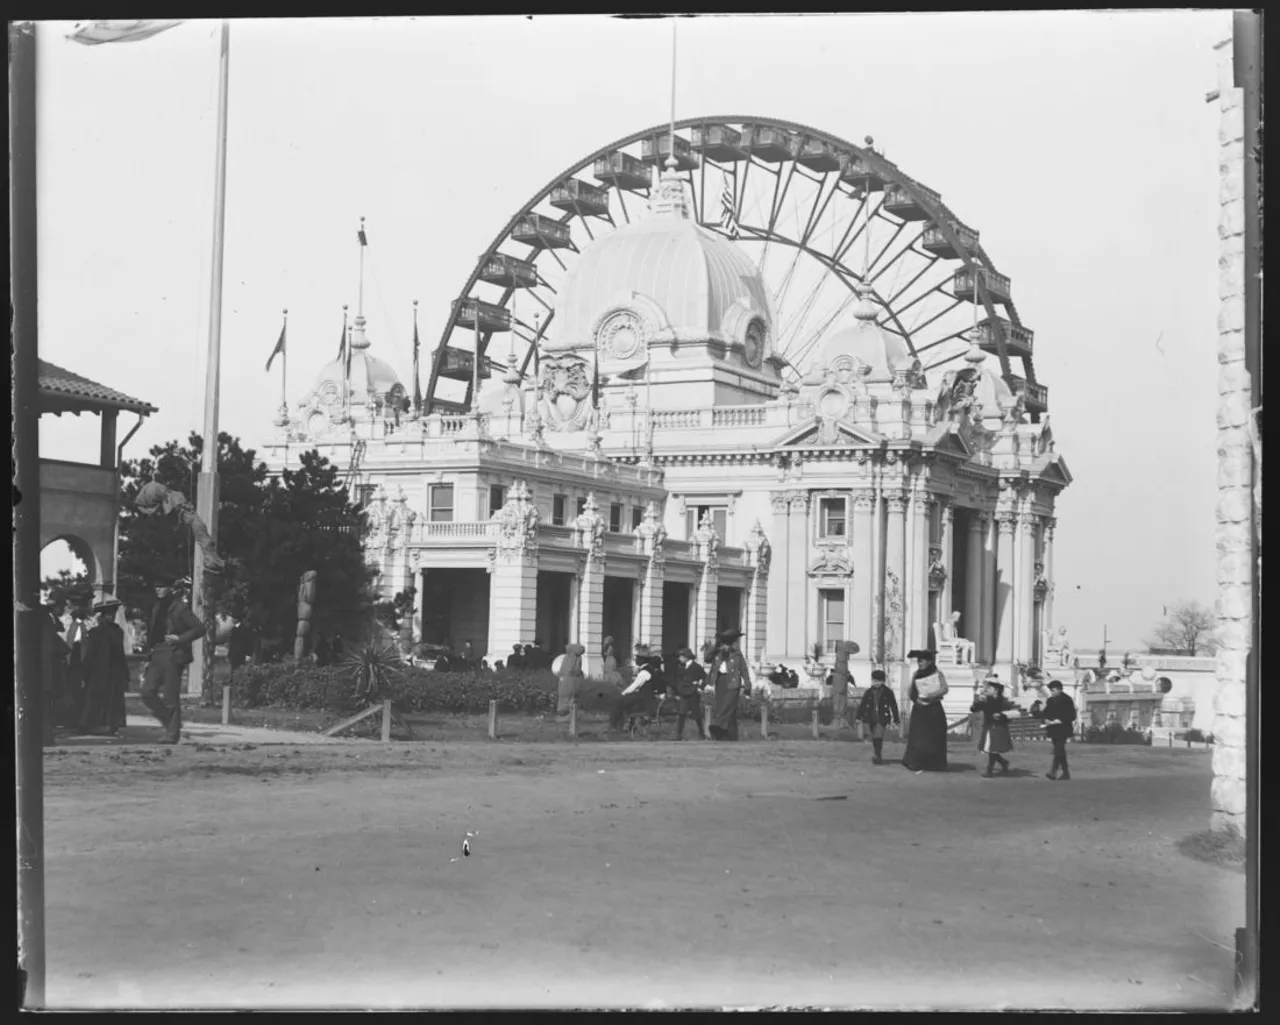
[694,509,721,567]
[745,519,772,573]
[807,547,854,578]
[492,480,540,557]
[537,353,593,432]
[575,492,607,563]
[636,501,668,563]
[927,545,948,592]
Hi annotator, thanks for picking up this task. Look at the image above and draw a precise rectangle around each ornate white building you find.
[264,159,1071,707]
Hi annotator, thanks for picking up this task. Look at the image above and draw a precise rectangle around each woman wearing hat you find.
[705,628,751,741]
[970,675,1020,777]
[77,598,130,736]
[854,669,900,764]
[556,642,586,716]
[902,649,950,773]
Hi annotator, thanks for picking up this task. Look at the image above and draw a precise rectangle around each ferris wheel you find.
[423,115,1045,422]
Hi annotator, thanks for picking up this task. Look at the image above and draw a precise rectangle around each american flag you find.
[720,178,740,240]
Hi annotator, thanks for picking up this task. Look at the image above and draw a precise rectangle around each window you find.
[552,494,568,527]
[631,506,644,530]
[429,484,454,523]
[818,497,847,539]
[576,496,587,518]
[686,504,728,541]
[609,502,624,533]
[489,484,507,517]
[819,589,845,654]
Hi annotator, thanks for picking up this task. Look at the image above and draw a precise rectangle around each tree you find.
[1145,600,1219,657]
[41,568,92,613]
[118,433,379,655]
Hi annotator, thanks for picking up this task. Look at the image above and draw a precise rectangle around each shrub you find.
[1083,721,1152,745]
[1182,728,1215,744]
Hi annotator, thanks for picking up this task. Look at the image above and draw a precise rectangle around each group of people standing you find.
[40,594,131,742]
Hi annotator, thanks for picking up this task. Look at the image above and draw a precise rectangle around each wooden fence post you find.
[381,699,392,743]
[488,700,498,740]
[811,708,820,739]
[761,702,769,739]
[704,704,712,738]
[221,685,231,726]
[858,721,865,741]
[569,700,577,738]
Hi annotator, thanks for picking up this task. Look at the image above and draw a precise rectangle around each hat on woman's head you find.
[717,627,744,645]
[93,598,122,614]
[870,669,887,682]
[907,649,936,661]
[983,672,1002,684]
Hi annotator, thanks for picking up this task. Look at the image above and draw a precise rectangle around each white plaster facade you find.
[263,166,1071,715]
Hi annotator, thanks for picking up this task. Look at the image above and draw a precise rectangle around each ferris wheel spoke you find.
[684,168,701,223]
[913,326,974,355]
[789,292,859,369]
[883,255,940,308]
[766,158,799,239]
[797,173,838,249]
[902,295,964,337]
[865,221,909,280]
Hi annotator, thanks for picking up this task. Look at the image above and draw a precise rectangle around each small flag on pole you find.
[412,301,422,413]
[337,308,349,361]
[68,20,183,45]
[265,321,286,373]
[720,176,740,241]
[358,224,368,247]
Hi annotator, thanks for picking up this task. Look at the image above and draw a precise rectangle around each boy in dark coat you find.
[854,669,900,764]
[77,599,130,736]
[1042,679,1078,780]
[673,647,707,740]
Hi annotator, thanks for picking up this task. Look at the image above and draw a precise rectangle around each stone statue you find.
[938,610,974,664]
[134,481,225,576]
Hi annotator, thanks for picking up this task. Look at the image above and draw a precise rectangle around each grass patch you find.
[1176,828,1246,871]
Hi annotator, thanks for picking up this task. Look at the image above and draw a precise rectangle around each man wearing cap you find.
[705,628,751,741]
[139,574,206,744]
[77,598,130,736]
[673,647,708,740]
[855,669,900,764]
[1041,679,1077,781]
[609,644,662,733]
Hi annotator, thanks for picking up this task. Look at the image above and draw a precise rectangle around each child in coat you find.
[970,677,1021,777]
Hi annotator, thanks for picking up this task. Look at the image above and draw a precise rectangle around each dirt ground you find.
[39,734,1244,1011]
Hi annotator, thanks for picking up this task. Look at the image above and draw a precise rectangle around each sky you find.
[33,12,1229,651]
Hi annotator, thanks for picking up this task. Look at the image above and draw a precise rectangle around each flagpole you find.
[192,18,232,704]
[412,299,421,417]
[277,309,289,425]
[473,302,481,417]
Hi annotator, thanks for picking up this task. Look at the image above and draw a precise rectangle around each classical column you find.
[692,513,721,652]
[743,520,772,669]
[966,512,985,662]
[785,492,810,658]
[1041,516,1056,637]
[939,501,954,645]
[909,491,932,651]
[883,491,908,663]
[850,489,876,657]
[767,493,790,660]
[994,512,1018,666]
[1017,512,1038,665]
[636,504,667,658]
[488,546,539,666]
[574,495,606,676]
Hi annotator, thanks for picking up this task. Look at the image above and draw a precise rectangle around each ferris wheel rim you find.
[423,114,1037,417]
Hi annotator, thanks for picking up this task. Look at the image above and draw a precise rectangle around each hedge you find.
[228,661,627,716]
[1082,721,1153,745]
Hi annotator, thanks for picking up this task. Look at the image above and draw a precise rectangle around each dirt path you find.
[40,739,1243,1010]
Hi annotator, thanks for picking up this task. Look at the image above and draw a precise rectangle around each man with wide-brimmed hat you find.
[705,627,751,741]
[139,571,206,744]
[77,597,130,736]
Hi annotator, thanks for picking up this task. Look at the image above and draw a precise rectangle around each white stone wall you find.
[1211,36,1252,835]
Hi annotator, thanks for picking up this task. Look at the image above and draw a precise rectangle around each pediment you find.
[1038,455,1073,487]
[770,415,883,450]
[922,422,975,458]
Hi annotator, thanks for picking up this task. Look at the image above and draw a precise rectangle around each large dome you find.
[807,284,914,383]
[302,315,405,415]
[550,171,774,351]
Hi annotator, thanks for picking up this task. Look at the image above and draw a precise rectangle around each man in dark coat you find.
[1042,679,1078,781]
[609,646,662,732]
[139,574,206,745]
[673,647,707,740]
[507,643,528,670]
[525,638,549,670]
[706,628,752,741]
[40,603,71,746]
[78,598,130,736]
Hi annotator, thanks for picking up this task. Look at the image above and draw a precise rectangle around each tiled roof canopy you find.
[38,360,158,415]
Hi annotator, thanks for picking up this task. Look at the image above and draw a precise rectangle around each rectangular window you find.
[576,496,587,518]
[609,502,623,533]
[552,494,567,527]
[429,484,454,523]
[818,497,847,539]
[631,506,644,530]
[819,589,845,654]
[489,484,506,517]
[686,504,728,541]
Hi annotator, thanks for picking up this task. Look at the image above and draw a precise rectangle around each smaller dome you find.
[810,284,913,383]
[961,340,1017,417]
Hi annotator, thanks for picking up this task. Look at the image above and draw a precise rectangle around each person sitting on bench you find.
[609,646,663,732]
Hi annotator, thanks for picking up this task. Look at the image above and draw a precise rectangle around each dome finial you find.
[853,281,879,322]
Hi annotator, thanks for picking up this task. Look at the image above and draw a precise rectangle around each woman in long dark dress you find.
[901,649,949,773]
[706,628,751,741]
[77,599,130,736]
